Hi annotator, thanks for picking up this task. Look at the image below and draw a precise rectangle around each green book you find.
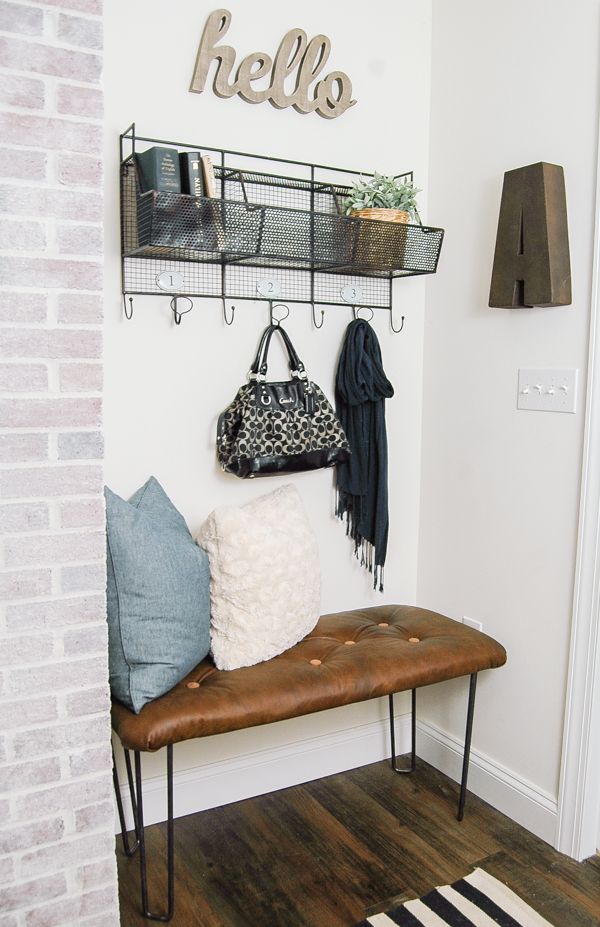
[179,151,205,197]
[135,147,181,193]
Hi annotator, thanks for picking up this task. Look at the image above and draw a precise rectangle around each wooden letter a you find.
[489,162,571,308]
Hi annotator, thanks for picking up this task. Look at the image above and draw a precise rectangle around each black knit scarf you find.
[335,319,394,591]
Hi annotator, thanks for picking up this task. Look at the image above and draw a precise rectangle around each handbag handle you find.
[250,325,306,379]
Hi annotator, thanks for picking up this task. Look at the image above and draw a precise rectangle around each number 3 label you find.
[341,284,363,303]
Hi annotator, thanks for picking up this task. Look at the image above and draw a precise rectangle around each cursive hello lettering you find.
[189,9,356,120]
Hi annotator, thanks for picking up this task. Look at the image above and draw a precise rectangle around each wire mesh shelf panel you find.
[123,257,223,297]
[314,273,391,309]
[225,265,312,304]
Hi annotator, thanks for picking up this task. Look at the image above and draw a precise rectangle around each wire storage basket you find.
[121,159,265,261]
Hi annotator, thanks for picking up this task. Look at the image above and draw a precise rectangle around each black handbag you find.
[217,324,351,478]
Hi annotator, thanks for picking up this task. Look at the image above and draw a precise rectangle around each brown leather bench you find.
[111,604,506,922]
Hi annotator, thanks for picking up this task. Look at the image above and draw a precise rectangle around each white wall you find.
[104,1,432,792]
[418,0,600,839]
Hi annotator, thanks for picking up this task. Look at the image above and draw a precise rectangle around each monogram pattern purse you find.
[217,324,350,478]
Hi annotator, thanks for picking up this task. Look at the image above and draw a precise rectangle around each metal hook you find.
[390,311,405,334]
[311,303,325,329]
[222,298,235,326]
[269,302,290,326]
[123,294,134,320]
[170,295,193,326]
[352,306,374,322]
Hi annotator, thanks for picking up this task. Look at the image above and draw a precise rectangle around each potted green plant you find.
[343,173,421,225]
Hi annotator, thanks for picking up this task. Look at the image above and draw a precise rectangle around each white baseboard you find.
[115,713,558,848]
[416,718,558,846]
[115,712,412,831]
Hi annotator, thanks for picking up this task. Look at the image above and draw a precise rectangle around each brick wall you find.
[0,1,119,924]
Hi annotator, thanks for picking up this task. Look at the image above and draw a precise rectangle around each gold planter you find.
[350,208,411,269]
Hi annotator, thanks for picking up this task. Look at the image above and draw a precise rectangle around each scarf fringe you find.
[336,489,385,592]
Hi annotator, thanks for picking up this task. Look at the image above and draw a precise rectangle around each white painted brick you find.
[57,12,103,49]
[12,714,108,759]
[0,433,48,463]
[0,37,101,83]
[20,833,114,879]
[43,0,102,14]
[5,530,105,567]
[57,223,102,255]
[0,914,19,927]
[0,569,52,600]
[0,875,67,916]
[59,362,102,392]
[70,743,111,780]
[1,256,102,291]
[60,561,105,593]
[0,1,44,36]
[0,757,61,794]
[0,184,102,221]
[64,685,109,717]
[5,655,108,697]
[0,818,64,854]
[0,73,45,110]
[0,329,102,358]
[0,502,49,533]
[0,148,47,182]
[24,886,117,927]
[60,497,104,528]
[1,695,59,729]
[2,633,54,665]
[0,363,48,392]
[0,220,47,252]
[77,857,116,891]
[0,291,47,322]
[56,154,101,189]
[0,856,14,886]
[5,594,105,630]
[74,798,113,832]
[56,84,103,119]
[15,776,111,821]
[62,623,107,657]
[0,397,102,428]
[56,293,102,324]
[57,431,104,459]
[0,464,103,498]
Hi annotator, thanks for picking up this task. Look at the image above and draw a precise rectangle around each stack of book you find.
[135,146,217,197]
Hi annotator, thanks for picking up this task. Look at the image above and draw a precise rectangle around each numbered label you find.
[256,278,282,298]
[340,284,363,304]
[156,271,184,291]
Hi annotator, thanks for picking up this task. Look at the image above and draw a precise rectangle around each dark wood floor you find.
[117,758,600,926]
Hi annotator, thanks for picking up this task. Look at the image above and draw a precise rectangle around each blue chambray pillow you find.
[105,477,211,713]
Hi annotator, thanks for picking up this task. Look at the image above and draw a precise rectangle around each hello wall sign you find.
[189,9,356,119]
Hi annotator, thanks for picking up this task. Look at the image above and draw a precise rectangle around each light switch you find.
[517,368,578,413]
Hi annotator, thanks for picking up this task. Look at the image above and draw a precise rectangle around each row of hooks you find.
[122,295,405,334]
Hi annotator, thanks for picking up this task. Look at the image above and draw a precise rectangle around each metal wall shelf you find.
[120,124,444,319]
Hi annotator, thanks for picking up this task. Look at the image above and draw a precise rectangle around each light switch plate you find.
[517,368,578,413]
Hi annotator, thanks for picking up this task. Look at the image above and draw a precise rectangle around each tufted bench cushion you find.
[111,604,506,752]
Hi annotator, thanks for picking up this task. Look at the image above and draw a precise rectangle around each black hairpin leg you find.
[112,746,139,857]
[134,745,175,922]
[457,673,477,821]
[389,689,417,774]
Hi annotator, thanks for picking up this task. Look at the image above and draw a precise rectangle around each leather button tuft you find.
[187,681,200,689]
[408,637,420,643]
[344,640,355,646]
[378,622,389,627]
[309,659,322,666]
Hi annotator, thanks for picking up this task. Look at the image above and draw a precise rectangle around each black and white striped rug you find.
[354,869,555,926]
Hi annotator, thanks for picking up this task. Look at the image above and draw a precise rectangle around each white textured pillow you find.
[196,484,321,671]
